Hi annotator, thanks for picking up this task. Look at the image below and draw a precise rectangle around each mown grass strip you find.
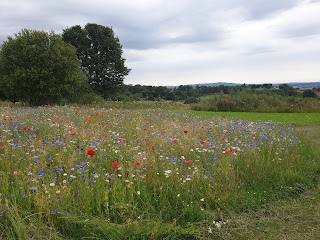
[190,111,320,126]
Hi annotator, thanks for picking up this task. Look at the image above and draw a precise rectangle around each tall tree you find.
[0,29,86,105]
[62,23,130,99]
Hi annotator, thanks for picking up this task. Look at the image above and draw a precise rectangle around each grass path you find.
[190,111,320,239]
[211,183,320,239]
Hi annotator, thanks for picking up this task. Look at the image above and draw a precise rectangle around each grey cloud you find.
[243,0,300,19]
[283,24,320,38]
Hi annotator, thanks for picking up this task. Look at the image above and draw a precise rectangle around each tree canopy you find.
[0,29,86,105]
[62,23,130,99]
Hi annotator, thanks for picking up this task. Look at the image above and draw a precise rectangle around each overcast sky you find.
[1,0,319,86]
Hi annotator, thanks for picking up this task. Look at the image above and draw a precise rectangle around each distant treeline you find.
[111,83,320,103]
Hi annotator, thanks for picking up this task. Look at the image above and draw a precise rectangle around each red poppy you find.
[184,130,188,134]
[135,161,141,167]
[225,149,233,155]
[201,141,208,146]
[70,131,77,136]
[187,160,193,165]
[121,140,126,145]
[151,146,156,151]
[172,139,177,143]
[112,161,120,168]
[86,118,93,124]
[22,127,28,131]
[87,149,96,157]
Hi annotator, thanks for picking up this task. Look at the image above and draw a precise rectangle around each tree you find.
[302,89,317,98]
[0,29,86,105]
[62,23,130,99]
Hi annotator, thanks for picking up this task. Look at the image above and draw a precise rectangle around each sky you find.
[1,0,320,86]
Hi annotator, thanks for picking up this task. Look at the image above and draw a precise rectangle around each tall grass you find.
[0,105,319,239]
[192,93,320,112]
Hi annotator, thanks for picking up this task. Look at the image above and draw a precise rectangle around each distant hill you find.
[167,82,320,89]
[281,82,320,89]
[166,82,240,88]
[192,82,240,87]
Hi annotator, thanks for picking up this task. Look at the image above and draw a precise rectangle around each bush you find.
[184,97,200,104]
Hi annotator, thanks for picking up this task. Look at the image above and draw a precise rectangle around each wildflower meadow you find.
[0,105,319,239]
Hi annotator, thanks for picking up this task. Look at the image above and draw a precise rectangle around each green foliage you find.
[184,97,200,104]
[192,93,320,113]
[0,29,86,106]
[62,24,130,99]
[302,89,317,98]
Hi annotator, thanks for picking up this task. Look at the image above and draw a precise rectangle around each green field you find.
[0,105,319,239]
[190,111,320,126]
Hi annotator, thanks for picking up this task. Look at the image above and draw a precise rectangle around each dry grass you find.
[296,125,320,145]
[209,183,320,239]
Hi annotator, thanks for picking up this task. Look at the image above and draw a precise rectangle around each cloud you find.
[0,0,319,85]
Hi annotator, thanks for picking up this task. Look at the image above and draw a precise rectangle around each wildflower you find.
[86,149,96,157]
[184,130,188,134]
[187,160,193,165]
[22,195,28,199]
[135,161,141,167]
[201,141,208,146]
[151,146,155,151]
[22,127,28,131]
[214,221,222,229]
[13,171,19,176]
[137,191,141,195]
[224,149,233,155]
[112,161,120,169]
[70,131,77,136]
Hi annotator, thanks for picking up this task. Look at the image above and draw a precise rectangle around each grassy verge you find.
[190,111,320,126]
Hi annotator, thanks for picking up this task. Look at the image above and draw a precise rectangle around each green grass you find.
[190,111,320,126]
[0,105,320,239]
